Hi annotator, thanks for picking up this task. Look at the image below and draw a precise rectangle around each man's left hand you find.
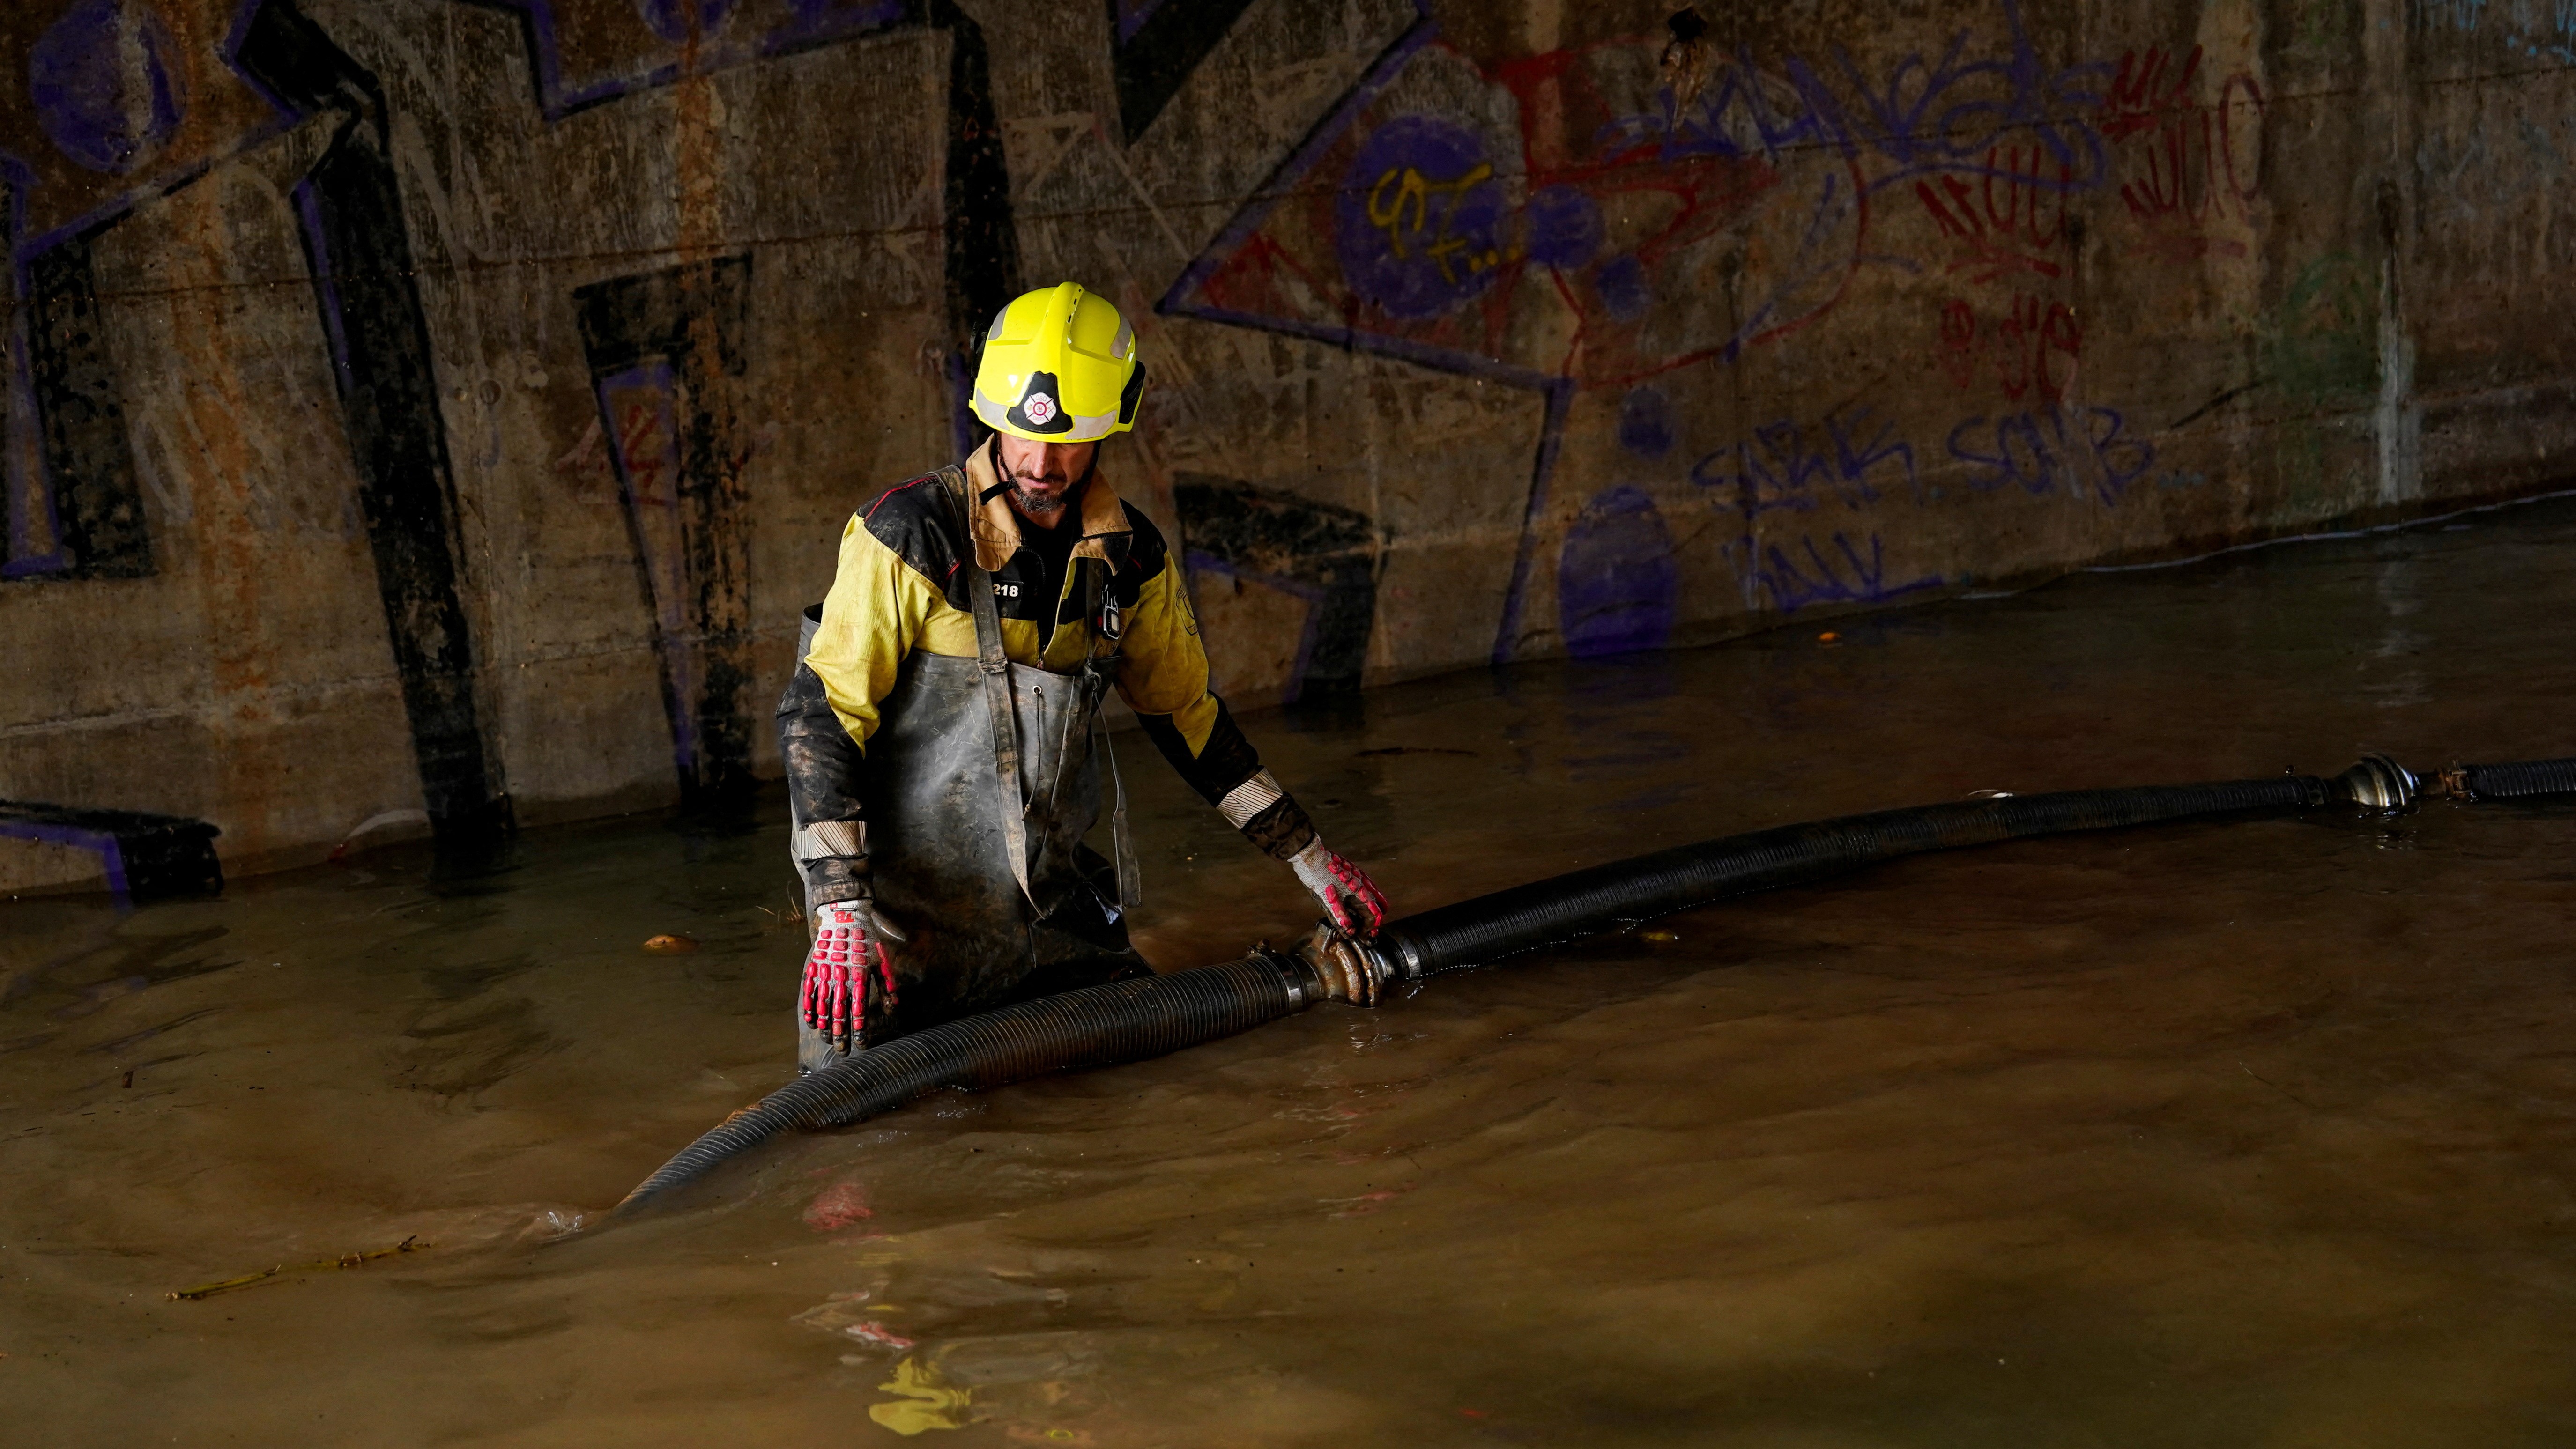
[1290,839,1388,937]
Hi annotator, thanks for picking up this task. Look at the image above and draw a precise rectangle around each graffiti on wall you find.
[0,797,220,902]
[463,0,912,118]
[0,0,294,582]
[2098,44,2264,262]
[0,0,1062,837]
[0,0,1286,870]
[1162,0,2284,657]
[2418,0,2576,62]
[575,254,757,805]
[9,0,2495,886]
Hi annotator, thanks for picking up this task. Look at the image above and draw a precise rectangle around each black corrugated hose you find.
[1372,776,2324,979]
[617,957,1300,1210]
[2462,757,2576,800]
[615,756,2576,1212]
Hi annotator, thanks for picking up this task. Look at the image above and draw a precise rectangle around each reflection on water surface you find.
[8,502,2576,1445]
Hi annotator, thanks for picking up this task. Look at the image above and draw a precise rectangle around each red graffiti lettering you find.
[1938,300,1979,390]
[616,398,677,505]
[2105,46,2264,262]
[1931,296,2082,403]
[1913,152,2072,284]
[2101,45,2203,142]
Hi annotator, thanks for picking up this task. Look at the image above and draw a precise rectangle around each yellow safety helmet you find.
[971,282,1146,444]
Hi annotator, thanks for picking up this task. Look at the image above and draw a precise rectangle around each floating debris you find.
[871,1357,972,1435]
[804,1179,875,1232]
[169,1235,431,1301]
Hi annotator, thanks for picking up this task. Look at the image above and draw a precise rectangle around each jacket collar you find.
[961,439,1130,572]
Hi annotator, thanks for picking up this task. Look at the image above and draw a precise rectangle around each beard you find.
[1008,479,1069,522]
[1004,453,1087,521]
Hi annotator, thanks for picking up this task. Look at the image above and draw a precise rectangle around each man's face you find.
[994,435,1098,520]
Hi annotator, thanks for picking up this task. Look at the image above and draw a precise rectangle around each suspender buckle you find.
[1099,595,1122,643]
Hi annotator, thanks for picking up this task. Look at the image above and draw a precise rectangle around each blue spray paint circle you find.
[1558,485,1678,658]
[1595,253,1652,321]
[1522,184,1603,270]
[1335,115,1507,319]
[30,0,184,176]
[636,0,740,44]
[1618,385,1674,459]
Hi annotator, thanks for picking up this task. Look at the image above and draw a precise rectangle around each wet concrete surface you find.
[7,499,2576,1445]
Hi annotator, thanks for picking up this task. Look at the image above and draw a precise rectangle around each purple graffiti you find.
[1114,0,1173,44]
[1334,115,1509,319]
[1600,0,2112,195]
[1692,403,1919,516]
[1732,531,1943,613]
[1618,385,1674,458]
[635,0,740,44]
[1522,184,1604,269]
[1945,404,2154,503]
[1559,486,1679,657]
[594,361,704,779]
[30,0,185,176]
[1595,253,1651,320]
[0,816,128,895]
[463,0,913,120]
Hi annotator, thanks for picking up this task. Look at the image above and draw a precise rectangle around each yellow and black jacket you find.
[779,442,1309,904]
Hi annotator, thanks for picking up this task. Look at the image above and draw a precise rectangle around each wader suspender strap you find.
[942,465,1039,909]
[1079,561,1139,912]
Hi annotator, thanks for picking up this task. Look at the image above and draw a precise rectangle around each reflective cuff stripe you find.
[794,819,868,863]
[1217,770,1284,829]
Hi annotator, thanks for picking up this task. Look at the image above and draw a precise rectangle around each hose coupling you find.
[2331,753,2420,813]
[1296,921,1397,1006]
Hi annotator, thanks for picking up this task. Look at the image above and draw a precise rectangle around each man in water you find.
[777,282,1387,1066]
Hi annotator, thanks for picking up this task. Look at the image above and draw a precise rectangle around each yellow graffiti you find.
[1365,162,1502,284]
[870,1357,973,1435]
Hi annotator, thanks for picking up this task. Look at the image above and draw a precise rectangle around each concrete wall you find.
[3,0,2571,894]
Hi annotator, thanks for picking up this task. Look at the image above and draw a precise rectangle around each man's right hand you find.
[801,899,902,1051]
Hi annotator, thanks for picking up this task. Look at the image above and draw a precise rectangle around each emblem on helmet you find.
[1023,392,1057,424]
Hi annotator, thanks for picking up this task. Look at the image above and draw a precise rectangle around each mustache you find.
[1006,456,1086,487]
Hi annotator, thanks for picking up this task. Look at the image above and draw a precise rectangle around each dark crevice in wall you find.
[237,0,511,844]
[573,255,757,811]
[1173,474,1379,705]
[936,0,1021,454]
[1109,0,1262,144]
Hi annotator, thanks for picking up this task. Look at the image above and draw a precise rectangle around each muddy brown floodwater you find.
[10,500,2576,1446]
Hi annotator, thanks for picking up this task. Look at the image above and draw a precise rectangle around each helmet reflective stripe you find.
[971,281,1146,444]
[971,388,1127,444]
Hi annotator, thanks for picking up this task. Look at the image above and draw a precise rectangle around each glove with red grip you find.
[800,898,902,1051]
[1290,838,1388,937]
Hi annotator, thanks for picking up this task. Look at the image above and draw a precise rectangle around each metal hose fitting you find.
[1294,922,1399,1006]
[2331,753,2420,813]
